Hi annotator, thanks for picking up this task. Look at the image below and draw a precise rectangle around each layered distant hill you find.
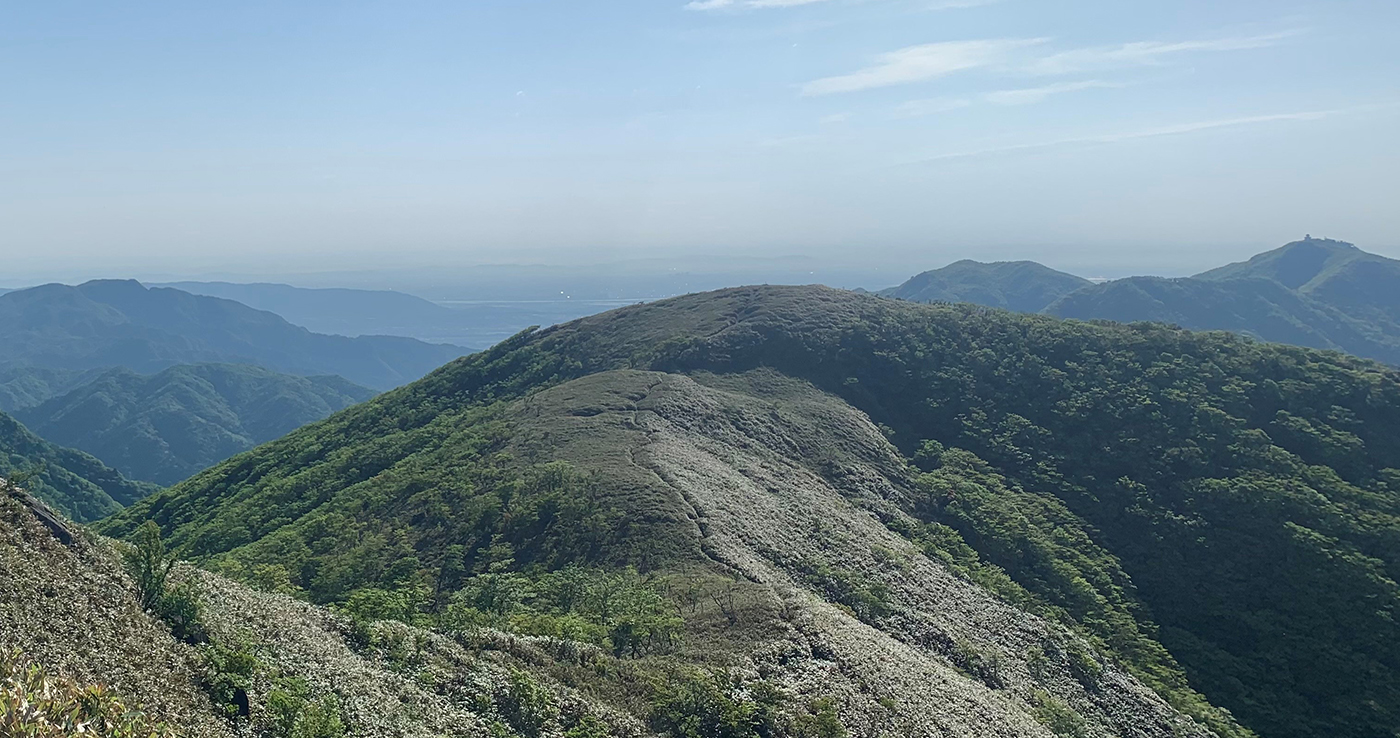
[880,259,1091,312]
[0,280,468,391]
[885,238,1400,366]
[0,410,153,521]
[159,280,649,349]
[15,364,376,486]
[102,285,1400,738]
[159,281,484,346]
[0,365,106,412]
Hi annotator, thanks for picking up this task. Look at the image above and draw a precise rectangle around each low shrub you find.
[1031,689,1089,738]
[648,670,781,738]
[201,643,257,719]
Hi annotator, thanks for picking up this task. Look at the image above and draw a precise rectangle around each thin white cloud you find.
[1026,31,1298,76]
[805,30,1298,96]
[893,80,1117,118]
[913,109,1338,163]
[802,39,1047,96]
[894,97,973,118]
[686,0,999,11]
[685,0,824,9]
[984,79,1124,105]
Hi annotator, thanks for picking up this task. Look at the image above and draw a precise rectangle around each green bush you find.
[799,562,893,623]
[951,639,1003,689]
[441,566,681,658]
[265,674,346,738]
[122,520,174,612]
[155,581,207,645]
[268,678,307,735]
[498,669,557,738]
[290,695,346,738]
[792,697,847,738]
[1031,690,1088,738]
[121,520,208,644]
[341,585,429,625]
[201,643,258,719]
[648,671,780,738]
[563,714,614,738]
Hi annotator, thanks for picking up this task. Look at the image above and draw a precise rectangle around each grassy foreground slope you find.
[1,487,653,738]
[106,286,1400,738]
[16,364,376,486]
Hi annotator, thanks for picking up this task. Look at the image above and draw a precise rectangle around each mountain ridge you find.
[0,280,468,390]
[879,259,1091,313]
[105,284,1400,738]
[886,239,1400,367]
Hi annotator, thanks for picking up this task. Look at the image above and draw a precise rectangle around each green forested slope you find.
[1044,275,1400,364]
[0,411,155,521]
[1045,239,1400,366]
[106,285,1400,738]
[16,364,376,486]
[0,365,105,412]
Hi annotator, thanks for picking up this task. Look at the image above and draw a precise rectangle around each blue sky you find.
[3,0,1398,281]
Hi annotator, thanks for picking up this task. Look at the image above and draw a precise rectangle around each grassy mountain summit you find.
[0,280,467,390]
[1197,238,1400,328]
[105,285,1400,738]
[1195,237,1369,288]
[879,259,1091,312]
[15,364,376,486]
[0,410,154,521]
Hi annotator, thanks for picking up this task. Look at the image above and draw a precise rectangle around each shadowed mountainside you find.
[159,281,485,347]
[15,364,376,486]
[1045,240,1400,365]
[0,410,154,521]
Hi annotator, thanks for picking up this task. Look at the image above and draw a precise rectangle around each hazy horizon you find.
[3,235,1398,298]
[4,1,1398,284]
